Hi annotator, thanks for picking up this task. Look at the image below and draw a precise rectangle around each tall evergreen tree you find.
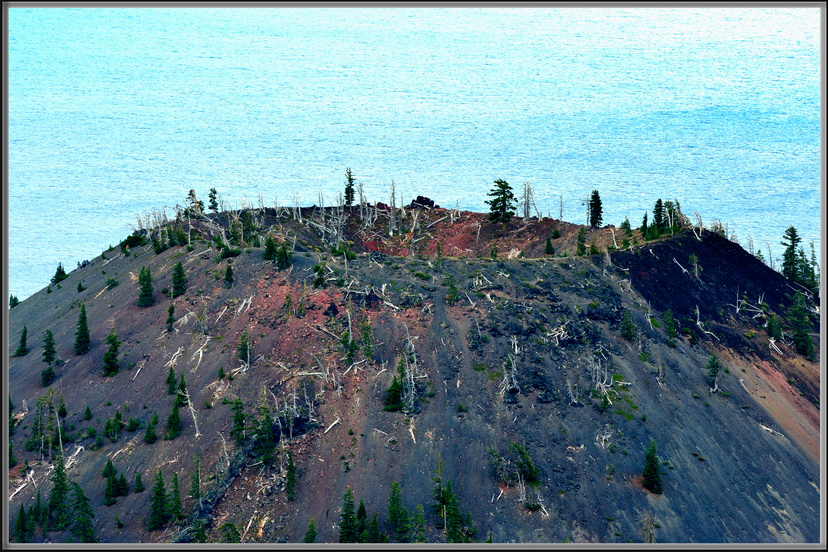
[177,373,188,406]
[42,329,56,365]
[780,226,802,284]
[237,331,252,365]
[73,303,90,355]
[621,310,637,341]
[166,303,175,332]
[344,168,356,207]
[189,456,201,504]
[263,234,278,261]
[168,472,183,522]
[766,313,782,341]
[652,199,665,235]
[48,453,71,530]
[166,366,177,394]
[102,327,121,377]
[14,504,30,542]
[171,262,187,298]
[640,212,648,239]
[410,504,427,543]
[10,294,20,308]
[588,189,603,228]
[285,452,296,501]
[545,237,555,256]
[103,472,118,506]
[576,227,587,255]
[705,353,724,388]
[41,365,57,388]
[134,471,146,492]
[387,481,410,542]
[164,396,183,440]
[144,411,159,443]
[642,440,663,494]
[208,187,219,212]
[102,457,116,478]
[14,325,29,356]
[230,398,247,446]
[788,291,815,360]
[304,518,318,543]
[485,179,517,230]
[339,487,359,543]
[137,266,155,307]
[147,471,168,531]
[356,499,368,537]
[224,262,234,288]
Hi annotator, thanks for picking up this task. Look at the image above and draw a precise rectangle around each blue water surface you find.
[8,7,822,299]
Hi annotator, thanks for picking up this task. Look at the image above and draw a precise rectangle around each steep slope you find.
[6,206,821,544]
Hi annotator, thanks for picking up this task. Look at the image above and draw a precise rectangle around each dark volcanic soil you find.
[6,207,821,544]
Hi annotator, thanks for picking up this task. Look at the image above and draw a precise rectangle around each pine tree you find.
[356,499,368,537]
[166,366,177,394]
[168,472,183,522]
[788,291,815,360]
[545,237,554,255]
[263,234,277,261]
[410,504,427,543]
[766,313,782,341]
[275,244,292,270]
[387,481,410,542]
[224,262,234,287]
[780,226,802,283]
[237,331,252,365]
[640,212,649,239]
[73,303,91,355]
[137,266,155,307]
[485,179,517,230]
[286,452,296,501]
[147,471,168,531]
[42,329,56,365]
[642,440,663,494]
[144,411,159,443]
[10,294,20,308]
[103,472,117,506]
[165,396,183,440]
[117,473,130,496]
[344,168,356,207]
[652,198,665,236]
[166,303,175,332]
[69,482,97,543]
[171,262,187,298]
[14,504,29,542]
[588,189,603,228]
[303,518,318,543]
[51,262,68,285]
[177,373,188,406]
[230,398,247,446]
[32,489,45,531]
[208,188,219,212]
[192,520,208,543]
[134,471,146,492]
[14,325,29,356]
[48,453,71,530]
[339,487,358,543]
[41,365,57,387]
[576,227,586,255]
[189,456,201,504]
[102,327,121,376]
[621,310,637,341]
[705,354,724,388]
[102,457,116,478]
[220,522,241,543]
[367,513,383,543]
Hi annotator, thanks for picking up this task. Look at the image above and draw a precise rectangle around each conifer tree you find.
[102,327,121,376]
[344,168,356,207]
[166,366,177,394]
[166,303,175,332]
[230,398,247,446]
[134,471,146,492]
[14,325,29,356]
[410,504,427,543]
[237,331,252,365]
[177,373,188,406]
[32,489,45,531]
[165,396,183,440]
[780,226,802,284]
[588,190,603,228]
[285,452,296,501]
[387,481,410,542]
[10,294,20,308]
[621,310,637,341]
[640,212,649,239]
[171,262,187,298]
[51,262,68,285]
[208,188,219,212]
[168,472,183,522]
[48,453,71,530]
[367,513,383,543]
[304,518,318,543]
[147,471,168,531]
[189,456,201,505]
[224,262,234,287]
[14,504,30,542]
[69,481,98,543]
[117,473,130,496]
[263,234,277,261]
[356,499,368,537]
[220,522,241,543]
[485,179,517,230]
[137,266,155,307]
[103,472,117,506]
[766,313,782,341]
[275,244,292,270]
[102,457,116,478]
[42,329,56,365]
[41,365,57,388]
[73,303,91,355]
[192,520,208,543]
[144,411,159,443]
[788,291,815,360]
[545,237,554,256]
[339,487,358,543]
[642,440,663,494]
[705,354,724,389]
[576,227,586,255]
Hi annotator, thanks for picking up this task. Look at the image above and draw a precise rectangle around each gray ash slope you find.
[6,207,821,544]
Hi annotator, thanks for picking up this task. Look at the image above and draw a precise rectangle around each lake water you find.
[8,7,822,300]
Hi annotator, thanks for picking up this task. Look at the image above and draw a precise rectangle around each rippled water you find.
[8,7,822,300]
